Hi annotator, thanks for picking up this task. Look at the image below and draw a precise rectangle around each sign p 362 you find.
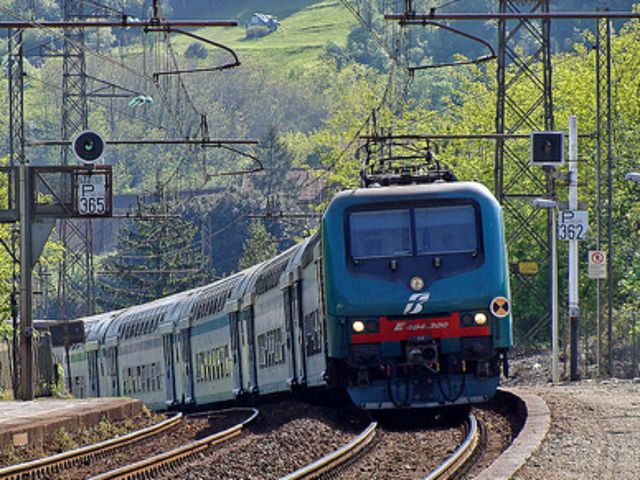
[557,210,588,241]
[73,168,112,217]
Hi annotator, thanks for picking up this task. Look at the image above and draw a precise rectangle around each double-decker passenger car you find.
[59,179,511,411]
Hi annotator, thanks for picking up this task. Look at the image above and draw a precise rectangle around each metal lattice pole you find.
[8,29,24,169]
[7,28,33,400]
[58,0,94,320]
[494,0,555,348]
[595,17,613,376]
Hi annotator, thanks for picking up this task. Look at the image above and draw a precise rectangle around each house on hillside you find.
[245,13,281,39]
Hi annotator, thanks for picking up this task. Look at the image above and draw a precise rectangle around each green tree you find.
[237,219,277,271]
[0,156,14,333]
[97,196,209,310]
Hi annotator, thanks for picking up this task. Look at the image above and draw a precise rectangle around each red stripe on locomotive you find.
[351,312,489,344]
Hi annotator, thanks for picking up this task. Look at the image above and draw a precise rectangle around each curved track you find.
[0,413,183,480]
[423,413,483,480]
[89,407,259,480]
[280,421,378,480]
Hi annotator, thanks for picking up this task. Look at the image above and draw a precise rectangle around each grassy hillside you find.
[173,1,356,75]
[174,0,323,23]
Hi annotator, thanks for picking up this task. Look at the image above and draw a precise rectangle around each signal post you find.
[0,131,111,400]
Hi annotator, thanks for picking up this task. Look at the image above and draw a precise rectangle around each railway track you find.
[281,412,482,480]
[89,407,259,480]
[423,413,483,480]
[280,421,378,480]
[0,408,258,480]
[0,412,183,480]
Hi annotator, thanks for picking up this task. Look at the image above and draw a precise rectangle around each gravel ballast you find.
[503,352,640,479]
[513,380,640,480]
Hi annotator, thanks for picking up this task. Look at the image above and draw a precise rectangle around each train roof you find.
[187,272,244,327]
[229,244,300,307]
[326,181,499,210]
[85,310,125,344]
[284,233,319,275]
[104,286,205,342]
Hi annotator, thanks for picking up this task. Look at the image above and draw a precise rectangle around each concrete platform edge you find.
[0,399,143,448]
[474,387,550,480]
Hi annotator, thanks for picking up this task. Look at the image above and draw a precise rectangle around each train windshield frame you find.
[347,201,482,261]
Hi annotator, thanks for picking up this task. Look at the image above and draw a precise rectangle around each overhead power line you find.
[0,19,238,28]
[386,11,640,21]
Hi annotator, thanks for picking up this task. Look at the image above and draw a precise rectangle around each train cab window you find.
[349,209,412,260]
[415,205,478,255]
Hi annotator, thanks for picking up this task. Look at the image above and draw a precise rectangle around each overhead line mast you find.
[384,2,624,377]
[1,3,244,399]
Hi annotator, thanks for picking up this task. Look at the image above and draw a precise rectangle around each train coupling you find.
[406,338,438,367]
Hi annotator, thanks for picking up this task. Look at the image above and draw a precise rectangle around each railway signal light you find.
[72,130,105,165]
[530,131,564,166]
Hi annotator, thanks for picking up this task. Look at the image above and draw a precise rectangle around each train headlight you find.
[474,312,488,325]
[352,320,366,333]
[410,276,425,292]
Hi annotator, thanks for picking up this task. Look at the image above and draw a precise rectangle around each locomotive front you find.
[322,182,512,409]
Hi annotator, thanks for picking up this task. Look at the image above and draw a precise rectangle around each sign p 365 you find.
[73,168,112,217]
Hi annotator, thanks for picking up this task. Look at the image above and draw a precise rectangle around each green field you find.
[173,1,356,74]
[181,0,322,22]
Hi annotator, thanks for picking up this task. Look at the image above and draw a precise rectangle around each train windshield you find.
[348,204,479,260]
[349,209,412,260]
[415,205,477,255]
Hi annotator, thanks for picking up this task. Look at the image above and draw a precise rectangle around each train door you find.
[240,307,258,393]
[283,287,298,386]
[302,258,326,387]
[87,350,100,397]
[293,280,308,385]
[106,347,119,396]
[162,334,176,406]
[180,329,194,404]
[229,312,243,394]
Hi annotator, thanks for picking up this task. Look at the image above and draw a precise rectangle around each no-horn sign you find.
[588,250,607,279]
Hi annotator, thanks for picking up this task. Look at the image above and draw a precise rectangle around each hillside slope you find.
[171,0,322,23]
[173,1,356,74]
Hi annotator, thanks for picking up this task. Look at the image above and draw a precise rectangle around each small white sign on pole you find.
[588,250,607,279]
[557,210,588,241]
[76,174,107,215]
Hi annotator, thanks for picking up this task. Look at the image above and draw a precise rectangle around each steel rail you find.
[423,414,481,480]
[0,412,183,480]
[280,421,378,480]
[89,407,259,480]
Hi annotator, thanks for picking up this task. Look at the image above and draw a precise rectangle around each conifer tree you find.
[237,219,277,271]
[97,197,210,310]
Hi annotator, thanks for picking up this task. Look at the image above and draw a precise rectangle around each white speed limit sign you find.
[76,173,107,215]
[557,210,588,241]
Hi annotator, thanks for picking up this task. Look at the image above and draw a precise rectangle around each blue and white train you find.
[60,180,512,411]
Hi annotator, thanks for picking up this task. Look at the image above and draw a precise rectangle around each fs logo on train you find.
[404,293,430,315]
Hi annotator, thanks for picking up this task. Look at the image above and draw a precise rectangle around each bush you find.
[245,25,274,39]
[184,42,208,59]
[51,428,77,452]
